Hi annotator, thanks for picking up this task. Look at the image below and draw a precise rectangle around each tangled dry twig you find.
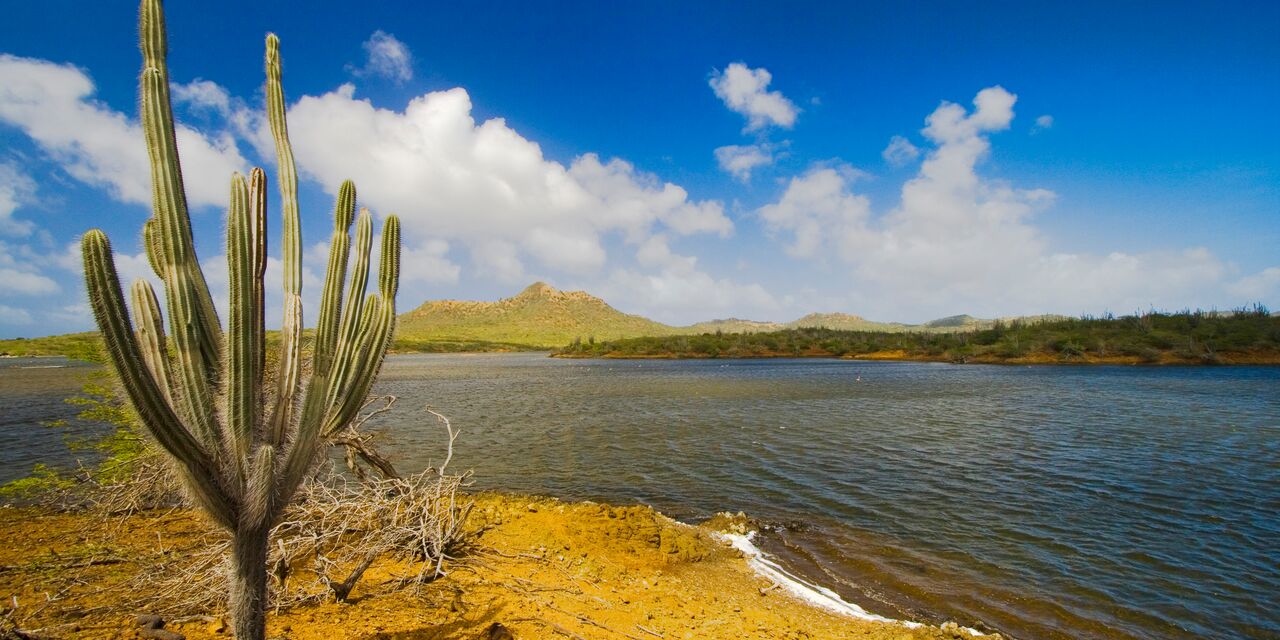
[111,403,473,617]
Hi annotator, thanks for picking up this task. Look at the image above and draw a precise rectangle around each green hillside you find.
[395,282,677,350]
[0,332,104,361]
[0,282,1108,356]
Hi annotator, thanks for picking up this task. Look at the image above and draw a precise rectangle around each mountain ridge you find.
[394,282,1058,350]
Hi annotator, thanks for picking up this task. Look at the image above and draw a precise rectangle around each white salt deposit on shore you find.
[719,530,986,636]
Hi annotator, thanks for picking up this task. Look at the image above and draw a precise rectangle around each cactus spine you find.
[80,2,402,639]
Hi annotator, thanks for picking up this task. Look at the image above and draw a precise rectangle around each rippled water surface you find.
[0,357,111,482]
[3,354,1277,639]
[372,354,1279,640]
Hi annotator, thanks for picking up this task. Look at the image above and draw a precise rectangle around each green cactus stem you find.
[78,2,403,639]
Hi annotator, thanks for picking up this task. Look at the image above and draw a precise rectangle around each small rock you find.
[484,622,515,640]
[136,614,165,629]
[139,629,184,640]
[207,617,227,634]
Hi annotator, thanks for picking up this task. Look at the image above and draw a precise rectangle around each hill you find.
[0,282,1154,356]
[395,282,676,350]
[787,312,913,332]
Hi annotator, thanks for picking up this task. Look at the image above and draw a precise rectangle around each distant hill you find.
[395,282,676,350]
[787,312,913,332]
[923,314,981,329]
[0,282,1120,355]
[684,318,786,334]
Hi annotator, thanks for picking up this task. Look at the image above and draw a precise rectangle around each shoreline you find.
[551,350,1280,365]
[0,492,1000,640]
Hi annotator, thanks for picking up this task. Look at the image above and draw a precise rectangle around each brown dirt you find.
[0,494,997,640]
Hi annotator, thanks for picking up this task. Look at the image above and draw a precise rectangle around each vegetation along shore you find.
[553,307,1280,365]
[6,304,1277,366]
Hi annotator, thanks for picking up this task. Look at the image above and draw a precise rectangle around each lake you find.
[3,353,1277,639]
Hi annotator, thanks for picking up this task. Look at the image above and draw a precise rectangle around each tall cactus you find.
[80,2,401,639]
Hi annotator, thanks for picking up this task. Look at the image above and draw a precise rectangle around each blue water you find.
[3,354,1277,639]
[371,355,1280,640]
[0,357,111,482]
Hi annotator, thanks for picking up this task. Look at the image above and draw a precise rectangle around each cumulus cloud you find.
[0,161,37,236]
[351,31,413,83]
[755,86,1252,319]
[758,165,870,259]
[1228,267,1280,302]
[0,304,33,325]
[171,79,232,115]
[881,135,919,167]
[1034,114,1054,131]
[278,83,731,285]
[594,235,778,324]
[0,267,58,295]
[401,239,462,285]
[709,62,798,131]
[714,144,775,181]
[0,55,246,209]
[0,240,60,296]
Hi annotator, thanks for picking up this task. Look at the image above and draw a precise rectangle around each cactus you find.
[80,2,401,638]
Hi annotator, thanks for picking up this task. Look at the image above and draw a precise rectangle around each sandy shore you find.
[1,493,997,640]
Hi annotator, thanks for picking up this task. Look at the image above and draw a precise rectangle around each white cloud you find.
[0,55,246,209]
[755,86,1250,319]
[469,239,527,284]
[0,267,58,295]
[0,161,37,236]
[278,83,731,286]
[0,304,33,325]
[709,63,798,131]
[351,31,413,83]
[594,235,778,324]
[171,79,232,116]
[1034,114,1054,130]
[758,166,871,259]
[401,239,461,285]
[881,135,919,167]
[714,144,775,181]
[1228,267,1280,302]
[0,239,61,296]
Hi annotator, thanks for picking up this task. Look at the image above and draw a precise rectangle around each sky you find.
[1,0,1277,337]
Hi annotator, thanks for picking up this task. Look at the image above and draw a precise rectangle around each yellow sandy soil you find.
[0,494,997,640]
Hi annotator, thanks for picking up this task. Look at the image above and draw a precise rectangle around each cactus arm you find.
[139,0,221,371]
[139,1,221,448]
[264,33,304,449]
[226,173,258,464]
[82,230,235,530]
[378,216,400,300]
[322,217,400,437]
[286,295,377,496]
[325,208,373,408]
[312,181,356,377]
[268,293,303,447]
[248,169,268,391]
[264,34,300,299]
[142,218,165,280]
[129,279,174,405]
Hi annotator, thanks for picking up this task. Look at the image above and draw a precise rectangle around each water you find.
[2,354,1277,639]
[0,357,113,482]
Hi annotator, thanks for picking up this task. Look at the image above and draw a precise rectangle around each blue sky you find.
[1,1,1277,337]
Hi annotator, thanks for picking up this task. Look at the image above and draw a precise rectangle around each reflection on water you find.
[3,353,1277,639]
[372,354,1280,640]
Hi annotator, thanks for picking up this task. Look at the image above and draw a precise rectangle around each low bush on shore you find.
[555,306,1280,364]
